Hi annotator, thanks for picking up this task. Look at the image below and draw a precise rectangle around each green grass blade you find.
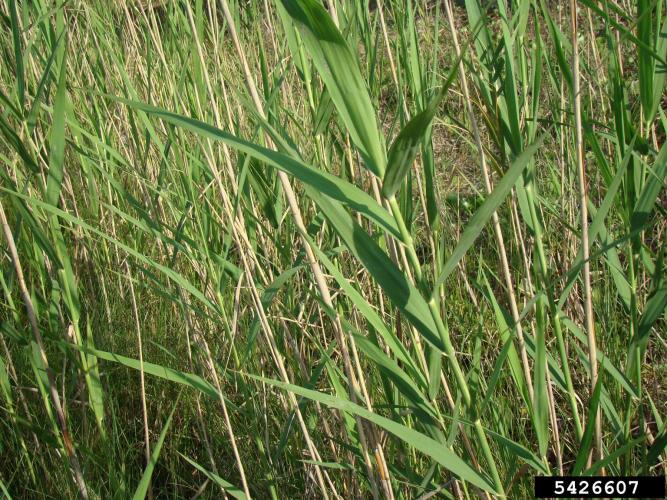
[432,133,546,298]
[479,271,529,407]
[633,250,667,357]
[26,32,63,131]
[382,50,465,199]
[561,316,637,398]
[352,334,436,422]
[132,396,180,500]
[637,0,655,121]
[646,431,667,468]
[572,375,604,475]
[306,188,445,353]
[105,96,400,239]
[631,140,667,235]
[278,0,386,177]
[85,322,106,439]
[179,454,247,500]
[0,114,38,172]
[247,373,496,494]
[303,231,423,383]
[8,0,24,110]
[583,436,645,476]
[45,39,68,207]
[533,295,548,459]
[63,343,223,402]
[0,477,12,499]
[382,95,441,198]
[650,11,667,121]
[4,188,219,313]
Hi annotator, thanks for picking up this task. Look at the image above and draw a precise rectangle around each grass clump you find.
[0,0,665,498]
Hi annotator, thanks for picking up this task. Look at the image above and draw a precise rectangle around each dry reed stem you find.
[0,200,89,499]
[570,0,602,465]
[215,0,391,496]
[125,262,153,499]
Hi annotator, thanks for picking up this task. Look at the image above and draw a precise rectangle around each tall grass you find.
[0,0,666,497]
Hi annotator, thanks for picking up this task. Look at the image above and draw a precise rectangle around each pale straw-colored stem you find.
[0,200,89,499]
[215,0,384,495]
[570,0,601,465]
[125,262,152,498]
[443,0,534,404]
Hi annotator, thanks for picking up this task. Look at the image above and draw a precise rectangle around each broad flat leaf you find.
[432,133,546,298]
[647,431,667,468]
[299,460,352,470]
[305,187,445,353]
[63,343,226,403]
[278,0,386,177]
[636,0,655,120]
[85,323,106,438]
[313,89,334,136]
[382,82,451,198]
[62,343,493,493]
[585,436,646,476]
[247,373,497,494]
[650,12,667,121]
[45,43,68,206]
[484,428,549,475]
[104,96,400,239]
[533,295,549,458]
[180,454,246,499]
[303,231,423,383]
[382,36,470,200]
[353,334,436,423]
[27,32,63,130]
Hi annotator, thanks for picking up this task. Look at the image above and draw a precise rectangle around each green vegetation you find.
[1,0,666,497]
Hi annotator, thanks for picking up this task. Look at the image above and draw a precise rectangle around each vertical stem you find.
[524,180,585,440]
[216,0,382,495]
[570,0,602,464]
[0,200,89,499]
[386,197,505,498]
[443,0,535,404]
[125,262,152,499]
